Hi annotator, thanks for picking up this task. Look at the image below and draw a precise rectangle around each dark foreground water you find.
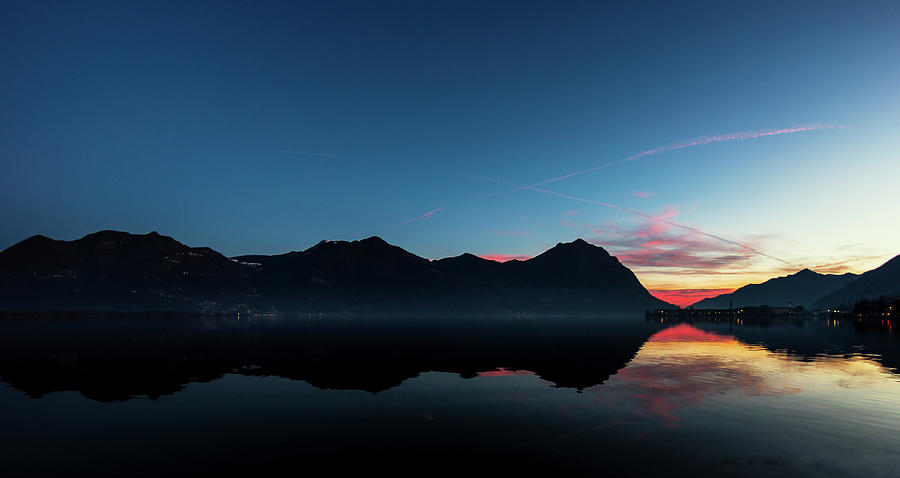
[1,315,898,477]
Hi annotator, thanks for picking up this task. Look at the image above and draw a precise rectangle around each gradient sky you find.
[2,1,899,305]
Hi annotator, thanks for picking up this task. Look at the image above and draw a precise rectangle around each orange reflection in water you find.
[598,324,893,424]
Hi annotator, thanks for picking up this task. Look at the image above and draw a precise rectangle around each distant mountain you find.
[810,255,900,310]
[690,268,858,309]
[0,232,671,315]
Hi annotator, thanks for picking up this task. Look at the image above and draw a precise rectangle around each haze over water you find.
[2,315,898,477]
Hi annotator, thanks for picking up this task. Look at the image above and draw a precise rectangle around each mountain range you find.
[691,269,859,309]
[691,256,900,310]
[810,255,900,310]
[0,230,671,315]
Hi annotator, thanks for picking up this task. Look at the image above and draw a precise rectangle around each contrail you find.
[530,123,851,189]
[401,123,850,222]
[477,175,791,265]
[623,124,852,162]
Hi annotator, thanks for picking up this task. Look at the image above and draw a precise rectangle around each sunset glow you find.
[648,289,735,308]
[477,253,533,263]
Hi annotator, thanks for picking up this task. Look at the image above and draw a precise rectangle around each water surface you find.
[1,315,898,476]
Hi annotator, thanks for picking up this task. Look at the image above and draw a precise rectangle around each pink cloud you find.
[478,253,533,262]
[488,180,787,266]
[633,190,656,199]
[586,213,764,278]
[400,207,444,223]
[560,209,588,227]
[615,249,753,269]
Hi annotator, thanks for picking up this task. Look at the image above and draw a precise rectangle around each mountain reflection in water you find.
[1,315,899,477]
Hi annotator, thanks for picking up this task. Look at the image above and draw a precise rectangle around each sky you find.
[2,1,899,306]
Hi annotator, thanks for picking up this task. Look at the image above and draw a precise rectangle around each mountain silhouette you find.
[810,254,900,309]
[0,231,671,315]
[0,230,257,311]
[0,316,657,400]
[235,236,671,315]
[690,268,858,309]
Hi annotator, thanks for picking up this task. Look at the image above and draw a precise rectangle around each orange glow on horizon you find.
[649,289,734,307]
[477,253,533,263]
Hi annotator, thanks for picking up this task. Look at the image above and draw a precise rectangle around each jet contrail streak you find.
[477,175,791,265]
[528,123,851,189]
[400,123,849,224]
[623,124,851,162]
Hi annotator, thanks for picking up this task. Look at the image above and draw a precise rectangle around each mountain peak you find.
[527,238,618,269]
[359,236,390,246]
[551,238,610,255]
[692,266,860,309]
[554,238,586,247]
[81,230,130,241]
[0,234,56,256]
[794,268,818,276]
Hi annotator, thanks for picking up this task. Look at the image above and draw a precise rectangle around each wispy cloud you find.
[577,212,796,291]
[592,212,746,266]
[478,253,533,262]
[623,124,852,163]
[634,190,656,199]
[400,207,444,224]
[275,150,343,159]
[478,175,789,266]
[560,209,588,227]
[589,219,757,270]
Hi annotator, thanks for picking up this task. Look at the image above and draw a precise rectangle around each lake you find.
[1,314,898,476]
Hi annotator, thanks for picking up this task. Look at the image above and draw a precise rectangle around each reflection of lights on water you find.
[598,323,899,424]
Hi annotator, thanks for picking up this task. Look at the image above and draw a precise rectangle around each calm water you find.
[1,315,898,476]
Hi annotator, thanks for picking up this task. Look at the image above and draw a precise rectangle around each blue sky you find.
[2,1,899,303]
